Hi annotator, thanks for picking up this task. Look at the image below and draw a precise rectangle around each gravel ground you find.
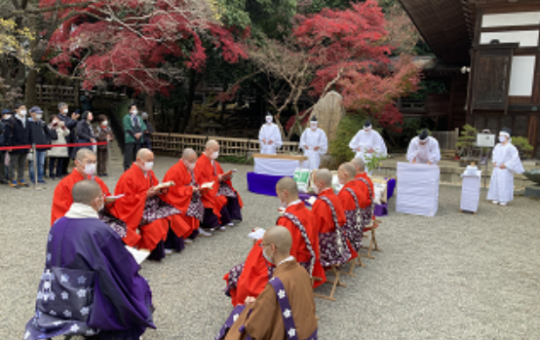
[1,156,539,340]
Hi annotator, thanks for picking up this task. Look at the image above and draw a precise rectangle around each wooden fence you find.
[152,133,300,157]
[37,85,76,103]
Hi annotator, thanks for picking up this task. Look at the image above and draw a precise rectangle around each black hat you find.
[364,119,371,128]
[419,129,429,141]
[310,116,317,122]
[500,127,512,136]
[266,112,272,117]
[1,109,12,116]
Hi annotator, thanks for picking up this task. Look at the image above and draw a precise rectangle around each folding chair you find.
[361,218,381,259]
[340,254,363,278]
[313,266,347,302]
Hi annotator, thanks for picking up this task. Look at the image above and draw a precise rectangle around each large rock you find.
[312,91,346,142]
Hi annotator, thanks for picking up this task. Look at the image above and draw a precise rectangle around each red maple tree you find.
[43,0,248,94]
[293,0,420,132]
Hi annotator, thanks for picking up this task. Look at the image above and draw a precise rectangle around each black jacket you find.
[57,113,77,144]
[28,119,57,151]
[76,120,95,141]
[4,116,31,154]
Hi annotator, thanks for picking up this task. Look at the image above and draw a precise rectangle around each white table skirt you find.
[460,172,482,213]
[254,158,301,176]
[396,162,440,217]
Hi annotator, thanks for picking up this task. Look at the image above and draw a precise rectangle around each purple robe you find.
[24,216,155,340]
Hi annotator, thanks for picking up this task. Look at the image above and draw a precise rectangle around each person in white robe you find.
[258,113,283,154]
[406,129,441,165]
[487,127,525,206]
[349,119,387,174]
[300,116,328,170]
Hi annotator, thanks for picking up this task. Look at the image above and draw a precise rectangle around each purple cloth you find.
[374,204,388,217]
[386,178,396,199]
[247,172,292,196]
[164,228,185,253]
[226,196,243,221]
[25,217,154,340]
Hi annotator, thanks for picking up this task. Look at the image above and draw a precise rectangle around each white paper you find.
[201,181,214,189]
[396,162,440,217]
[307,196,317,205]
[248,228,266,240]
[460,172,482,213]
[254,158,301,176]
[125,246,150,265]
[106,194,125,200]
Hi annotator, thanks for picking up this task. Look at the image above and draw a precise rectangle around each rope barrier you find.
[0,142,108,152]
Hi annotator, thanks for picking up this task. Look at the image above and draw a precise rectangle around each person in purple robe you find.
[24,180,155,340]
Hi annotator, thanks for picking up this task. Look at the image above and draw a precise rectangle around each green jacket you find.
[123,114,147,144]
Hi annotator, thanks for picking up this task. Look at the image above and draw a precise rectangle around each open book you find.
[125,246,150,265]
[104,194,124,204]
[153,181,175,191]
[201,181,214,189]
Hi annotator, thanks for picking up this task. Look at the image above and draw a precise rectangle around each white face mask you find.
[131,110,138,115]
[19,110,27,116]
[262,246,273,263]
[310,123,317,130]
[279,198,287,208]
[266,117,272,123]
[83,163,96,176]
[211,151,219,160]
[63,108,68,114]
[4,115,11,119]
[312,185,320,195]
[35,114,43,120]
[95,197,104,212]
[143,162,154,172]
[189,162,196,170]
[364,127,372,132]
[102,121,108,126]
[499,135,507,143]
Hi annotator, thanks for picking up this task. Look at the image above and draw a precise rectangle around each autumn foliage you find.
[44,0,248,94]
[293,0,420,132]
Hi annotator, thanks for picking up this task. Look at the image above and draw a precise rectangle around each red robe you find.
[355,172,374,206]
[339,180,370,210]
[115,164,186,250]
[215,161,244,208]
[312,188,357,260]
[161,160,199,236]
[225,202,325,306]
[194,154,227,221]
[51,169,114,226]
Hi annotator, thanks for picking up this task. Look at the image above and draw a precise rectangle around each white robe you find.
[406,136,441,164]
[348,129,387,162]
[258,123,283,154]
[300,128,328,170]
[487,142,524,203]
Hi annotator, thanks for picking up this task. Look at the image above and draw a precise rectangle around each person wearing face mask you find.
[349,119,387,173]
[57,102,80,174]
[0,109,13,184]
[300,116,328,170]
[162,148,211,245]
[28,106,57,184]
[141,112,154,150]
[3,103,31,188]
[258,112,283,154]
[406,128,441,165]
[337,163,371,253]
[351,157,374,221]
[47,115,70,179]
[95,114,113,176]
[123,103,146,171]
[76,110,97,152]
[50,149,126,238]
[487,127,525,206]
[195,139,230,231]
[25,180,156,340]
[115,148,186,261]
[216,226,318,340]
[311,169,356,270]
[223,177,324,307]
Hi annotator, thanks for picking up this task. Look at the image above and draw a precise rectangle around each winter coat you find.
[47,124,70,158]
[4,116,31,154]
[28,118,57,151]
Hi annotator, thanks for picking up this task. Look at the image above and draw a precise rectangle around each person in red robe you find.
[50,149,126,237]
[337,162,370,252]
[194,140,229,231]
[215,160,243,225]
[223,177,325,307]
[311,169,357,267]
[351,157,375,222]
[115,148,189,261]
[161,148,211,244]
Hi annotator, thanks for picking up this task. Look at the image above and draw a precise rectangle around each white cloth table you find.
[460,172,482,213]
[253,154,308,177]
[396,162,440,217]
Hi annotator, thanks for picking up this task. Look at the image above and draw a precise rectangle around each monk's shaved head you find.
[206,139,219,149]
[76,148,95,162]
[137,148,153,160]
[338,163,356,184]
[314,168,332,186]
[72,180,102,205]
[263,226,292,257]
[351,158,365,173]
[182,148,196,159]
[276,177,299,197]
